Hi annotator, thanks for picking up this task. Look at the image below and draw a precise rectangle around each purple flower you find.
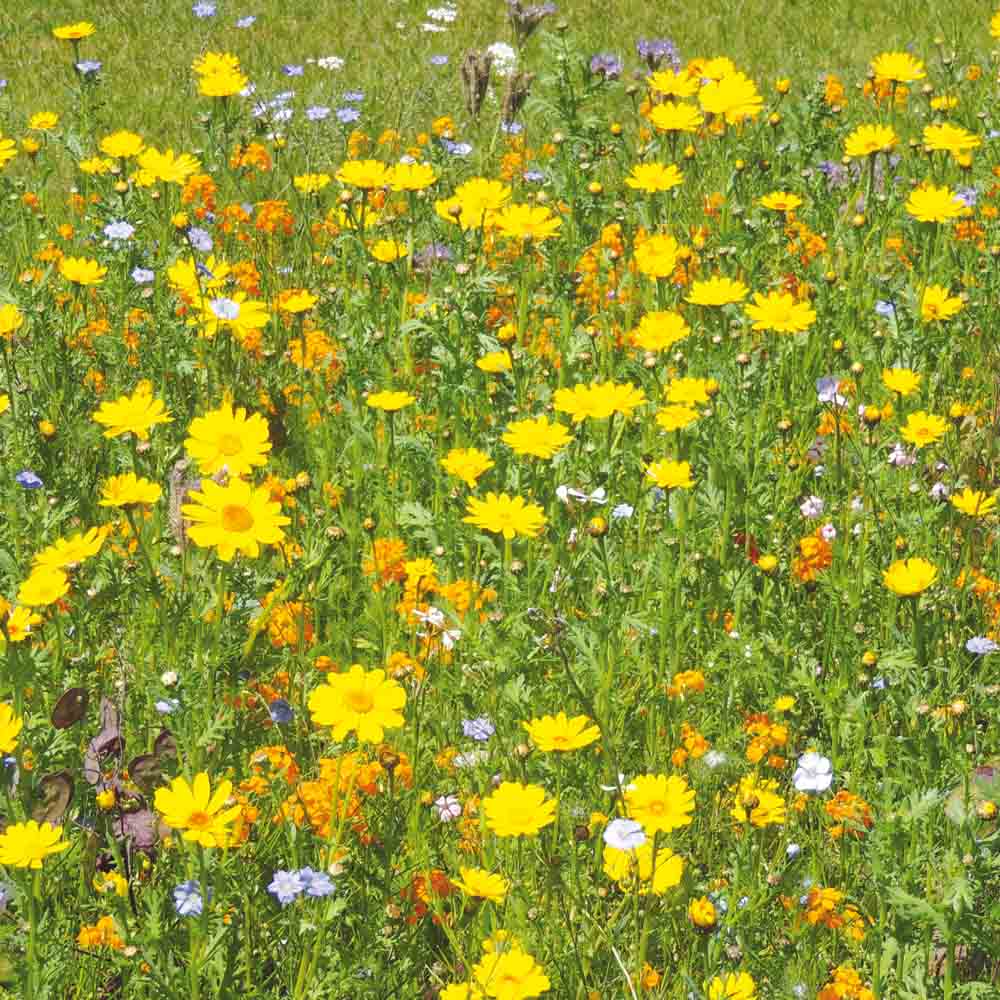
[336,107,361,124]
[500,121,524,135]
[887,443,916,468]
[268,699,293,724]
[132,267,154,285]
[430,55,449,66]
[956,186,978,208]
[589,53,622,79]
[343,90,364,103]
[15,471,43,489]
[635,37,680,71]
[874,300,896,318]
[440,139,472,157]
[268,870,304,906]
[306,105,331,121]
[236,15,257,28]
[282,64,304,77]
[966,636,999,655]
[816,376,846,407]
[187,227,213,252]
[173,880,207,916]
[297,867,336,897]
[817,160,848,189]
[523,169,545,183]
[462,717,495,741]
[192,1,216,16]
[76,60,102,76]
[434,794,461,822]
[799,495,824,519]
[412,242,453,273]
[103,220,134,241]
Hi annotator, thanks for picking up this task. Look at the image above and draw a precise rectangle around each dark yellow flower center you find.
[188,810,213,829]
[344,688,375,713]
[221,504,254,532]
[217,433,243,457]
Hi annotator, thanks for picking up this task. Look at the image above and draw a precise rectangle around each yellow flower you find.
[476,351,512,373]
[708,971,757,1000]
[193,292,270,342]
[950,488,997,518]
[698,72,763,123]
[647,69,698,98]
[730,774,785,827]
[881,367,921,396]
[154,773,241,849]
[900,410,948,448]
[624,162,684,193]
[198,65,248,98]
[647,101,704,133]
[871,51,925,84]
[5,606,42,643]
[435,177,511,230]
[137,147,201,185]
[472,946,550,999]
[554,381,646,423]
[523,712,600,752]
[335,159,390,189]
[464,493,546,540]
[646,459,695,490]
[923,123,981,155]
[0,704,23,752]
[367,390,416,412]
[493,203,562,242]
[483,782,556,837]
[502,416,572,459]
[185,401,272,476]
[308,665,406,743]
[666,377,717,405]
[388,162,438,191]
[79,156,114,174]
[603,842,684,895]
[920,285,964,322]
[191,51,241,77]
[844,124,898,158]
[99,130,144,159]
[276,289,317,314]
[0,304,24,338]
[634,233,680,279]
[686,275,748,306]
[441,448,494,488]
[688,896,718,929]
[33,527,106,571]
[181,479,290,562]
[293,173,332,195]
[906,184,966,224]
[452,867,509,903]
[624,773,695,833]
[630,311,690,352]
[53,21,96,40]
[656,404,700,431]
[59,257,107,286]
[993,9,1000,38]
[17,569,69,607]
[883,557,938,597]
[745,290,816,333]
[92,384,172,439]
[29,112,59,132]
[0,821,70,868]
[370,239,408,263]
[759,191,802,212]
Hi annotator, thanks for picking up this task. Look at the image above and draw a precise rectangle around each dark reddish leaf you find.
[112,809,159,852]
[83,697,124,785]
[153,729,177,760]
[51,687,88,729]
[31,771,74,825]
[127,755,161,795]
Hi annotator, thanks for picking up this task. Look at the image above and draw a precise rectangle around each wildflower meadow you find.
[0,2,999,998]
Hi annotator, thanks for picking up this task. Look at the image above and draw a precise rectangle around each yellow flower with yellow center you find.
[0,821,70,868]
[647,101,704,133]
[53,21,96,40]
[483,782,556,837]
[949,488,997,518]
[293,173,331,195]
[137,147,201,185]
[308,665,406,743]
[441,448,494,488]
[906,184,966,223]
[17,569,69,607]
[698,72,763,123]
[0,704,23,752]
[181,478,290,562]
[522,712,600,752]
[624,774,695,833]
[759,190,802,213]
[463,493,546,539]
[900,410,948,448]
[0,303,24,338]
[185,401,272,477]
[634,232,681,278]
[59,256,107,286]
[923,123,981,154]
[493,203,562,242]
[29,112,59,132]
[624,162,684,193]
[388,162,437,191]
[647,69,698,98]
[686,275,748,306]
[745,290,816,333]
[33,527,107,572]
[99,130,144,159]
[452,867,509,904]
[630,310,690,352]
[844,124,898,158]
[920,284,964,322]
[92,384,172,439]
[646,459,695,490]
[370,239,409,263]
[554,381,647,422]
[883,557,938,596]
[367,390,416,411]
[502,416,572,459]
[335,159,390,189]
[476,350,512,373]
[871,51,926,84]
[154,772,241,849]
[656,404,700,431]
[5,606,42,643]
[688,896,718,929]
[665,377,717,405]
[881,367,921,397]
[603,842,684,895]
[708,971,757,1000]
[730,774,785,827]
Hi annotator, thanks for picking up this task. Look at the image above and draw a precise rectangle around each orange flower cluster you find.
[255,199,294,236]
[957,567,1000,636]
[264,601,314,649]
[77,916,125,951]
[818,965,875,1000]
[399,869,453,925]
[672,722,711,766]
[804,887,869,942]
[792,528,834,583]
[364,538,408,591]
[667,669,707,699]
[743,712,788,766]
[230,142,272,173]
[825,790,874,839]
[575,223,636,316]
[181,173,217,219]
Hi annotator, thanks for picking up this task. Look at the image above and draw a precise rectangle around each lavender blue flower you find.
[268,870,304,906]
[173,880,206,916]
[336,107,361,124]
[297,867,336,897]
[15,471,43,489]
[462,717,495,741]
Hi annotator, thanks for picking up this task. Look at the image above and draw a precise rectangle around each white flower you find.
[792,752,833,793]
[434,794,462,821]
[820,523,836,541]
[556,485,607,505]
[603,818,646,851]
[487,41,517,77]
[316,56,345,71]
[799,495,824,518]
[161,671,179,687]
[599,772,636,793]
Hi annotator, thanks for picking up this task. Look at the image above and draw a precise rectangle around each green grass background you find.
[0,0,993,144]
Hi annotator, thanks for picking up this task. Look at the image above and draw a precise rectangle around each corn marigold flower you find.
[367,390,416,411]
[624,162,684,193]
[686,275,748,306]
[293,173,331,195]
[745,290,816,333]
[871,51,925,84]
[554,381,646,422]
[689,896,718,929]
[699,72,763,123]
[950,487,997,517]
[181,478,290,561]
[899,410,948,448]
[708,971,757,1000]
[198,64,248,97]
[0,820,70,868]
[441,447,494,488]
[452,867,509,903]
[6,606,42,643]
[655,404,700,431]
[647,101,704,133]
[17,568,70,607]
[883,557,938,596]
[625,773,695,833]
[53,21,96,40]
[99,472,162,507]
[522,712,600,752]
[759,190,802,212]
[92,383,172,439]
[483,781,556,838]
[502,416,572,459]
[922,122,981,154]
[665,377,718,405]
[463,493,546,539]
[0,303,24,338]
[335,158,390,189]
[154,772,241,848]
[185,400,272,476]
[33,527,106,571]
[881,367,921,396]
[905,184,966,223]
[647,68,698,97]
[472,944,550,999]
[59,256,107,286]
[630,310,689,351]
[731,774,786,827]
[646,459,695,490]
[308,665,406,743]
[603,841,684,895]
[137,147,202,185]
[920,284,964,322]
[435,177,512,229]
[0,703,23,752]
[99,130,144,159]
[634,232,681,278]
[370,239,408,263]
[388,161,437,191]
[844,123,898,158]
[493,203,562,242]
[477,350,512,373]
